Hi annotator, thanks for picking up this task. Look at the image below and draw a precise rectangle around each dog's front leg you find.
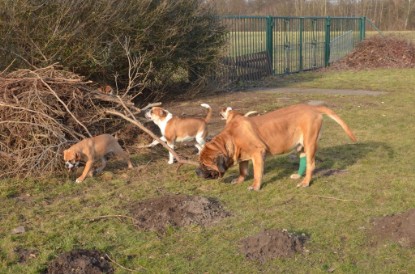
[232,160,249,185]
[248,151,266,191]
[148,136,166,147]
[76,160,94,183]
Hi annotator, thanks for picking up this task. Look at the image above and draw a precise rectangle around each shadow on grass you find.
[221,141,393,189]
[262,141,394,189]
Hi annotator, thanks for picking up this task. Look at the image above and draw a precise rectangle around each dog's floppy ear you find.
[216,155,228,174]
[160,109,168,118]
[75,152,81,161]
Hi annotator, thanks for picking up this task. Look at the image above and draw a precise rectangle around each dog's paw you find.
[75,177,84,183]
[168,160,175,164]
[231,178,244,185]
[296,181,310,188]
[290,173,301,179]
[247,185,260,191]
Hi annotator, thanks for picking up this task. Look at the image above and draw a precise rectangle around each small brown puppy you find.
[219,107,258,123]
[63,134,133,183]
[145,103,212,164]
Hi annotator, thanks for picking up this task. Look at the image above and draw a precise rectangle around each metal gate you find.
[217,16,366,82]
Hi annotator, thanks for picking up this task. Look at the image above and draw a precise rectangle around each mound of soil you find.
[46,249,113,274]
[369,208,415,248]
[330,35,415,70]
[129,194,230,232]
[239,229,308,263]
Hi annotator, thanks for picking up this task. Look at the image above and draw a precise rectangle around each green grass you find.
[367,31,415,42]
[1,68,415,273]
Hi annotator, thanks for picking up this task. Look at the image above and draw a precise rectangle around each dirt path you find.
[248,87,386,96]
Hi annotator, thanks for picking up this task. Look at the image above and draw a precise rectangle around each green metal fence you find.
[217,16,366,82]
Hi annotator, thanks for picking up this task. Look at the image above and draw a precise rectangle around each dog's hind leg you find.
[95,158,107,174]
[113,145,133,169]
[297,123,321,187]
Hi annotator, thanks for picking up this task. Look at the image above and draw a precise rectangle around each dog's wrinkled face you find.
[145,107,168,122]
[63,149,81,171]
[196,154,229,180]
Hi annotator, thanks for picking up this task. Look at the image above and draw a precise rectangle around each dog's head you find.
[219,107,232,120]
[63,149,81,171]
[195,142,233,180]
[145,107,169,122]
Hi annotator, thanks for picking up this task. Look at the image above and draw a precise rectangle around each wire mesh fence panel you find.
[213,16,366,83]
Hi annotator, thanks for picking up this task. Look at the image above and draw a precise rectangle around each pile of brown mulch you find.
[0,66,141,178]
[330,35,415,70]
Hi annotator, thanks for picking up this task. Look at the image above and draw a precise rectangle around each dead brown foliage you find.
[330,35,415,70]
[0,66,138,179]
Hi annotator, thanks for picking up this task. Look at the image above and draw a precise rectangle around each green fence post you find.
[266,16,274,74]
[360,16,366,41]
[324,16,331,67]
[299,17,304,71]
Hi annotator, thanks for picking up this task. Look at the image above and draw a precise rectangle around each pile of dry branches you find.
[0,66,140,179]
[330,35,415,70]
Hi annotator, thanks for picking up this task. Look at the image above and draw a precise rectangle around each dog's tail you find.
[244,110,258,117]
[200,103,212,123]
[316,106,357,142]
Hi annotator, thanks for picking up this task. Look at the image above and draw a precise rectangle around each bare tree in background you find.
[404,0,415,29]
[210,0,415,30]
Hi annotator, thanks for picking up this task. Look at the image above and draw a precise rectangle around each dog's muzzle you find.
[65,161,79,171]
[144,111,152,120]
[196,166,220,180]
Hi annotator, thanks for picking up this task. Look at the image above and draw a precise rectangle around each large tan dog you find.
[145,103,212,164]
[63,134,133,183]
[196,104,357,191]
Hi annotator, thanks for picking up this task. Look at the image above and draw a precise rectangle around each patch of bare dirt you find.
[14,247,38,263]
[239,229,308,263]
[369,208,415,248]
[46,249,113,274]
[129,194,230,232]
[330,35,415,70]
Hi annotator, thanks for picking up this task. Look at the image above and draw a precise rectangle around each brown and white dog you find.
[63,134,133,183]
[145,103,212,164]
[196,104,357,191]
[219,107,258,123]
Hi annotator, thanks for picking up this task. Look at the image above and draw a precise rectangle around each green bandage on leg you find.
[298,153,306,176]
